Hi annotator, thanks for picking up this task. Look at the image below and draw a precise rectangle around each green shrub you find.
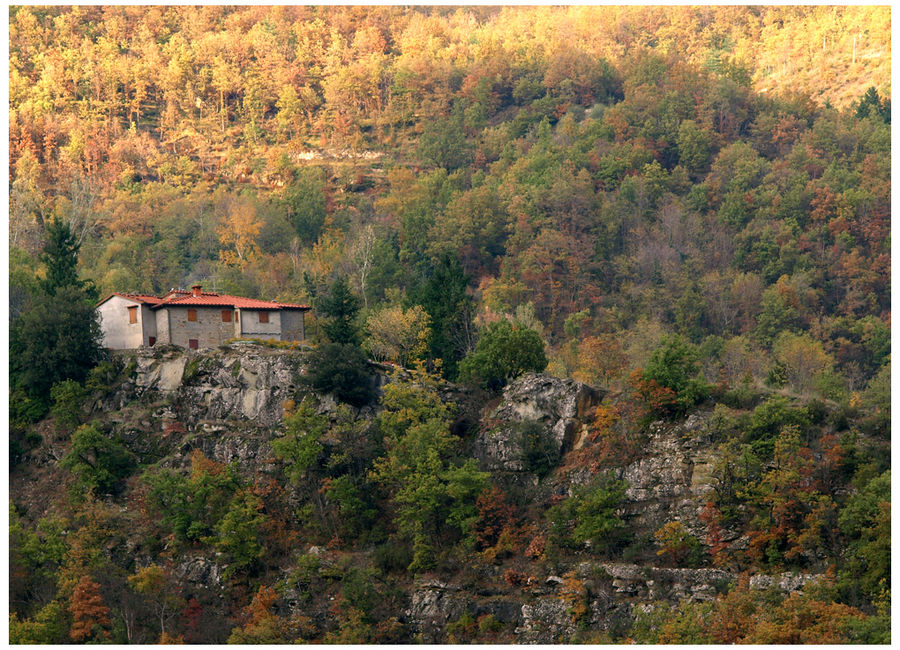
[638,335,710,418]
[50,379,88,431]
[547,474,628,554]
[518,421,560,478]
[373,540,413,574]
[720,382,764,410]
[60,423,136,495]
[459,320,547,390]
[141,452,245,546]
[215,491,267,578]
[85,361,119,394]
[303,342,375,406]
[743,396,809,460]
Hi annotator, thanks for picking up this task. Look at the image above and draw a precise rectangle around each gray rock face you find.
[122,344,306,427]
[406,581,467,642]
[91,349,833,643]
[620,413,721,537]
[476,373,604,472]
[748,571,821,593]
[174,554,225,593]
[516,597,576,644]
[592,562,733,603]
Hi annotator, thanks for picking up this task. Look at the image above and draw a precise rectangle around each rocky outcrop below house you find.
[107,342,307,428]
[44,346,828,643]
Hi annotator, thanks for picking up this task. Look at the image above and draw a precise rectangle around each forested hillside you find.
[9,5,890,645]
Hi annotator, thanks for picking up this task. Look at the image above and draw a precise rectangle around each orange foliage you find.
[69,575,110,642]
[190,449,225,479]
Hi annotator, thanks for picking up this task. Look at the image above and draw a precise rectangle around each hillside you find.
[8,5,891,644]
[9,344,890,643]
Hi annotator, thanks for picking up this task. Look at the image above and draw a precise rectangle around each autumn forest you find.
[9,5,891,644]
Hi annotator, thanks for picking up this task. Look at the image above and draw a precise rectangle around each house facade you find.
[96,285,310,350]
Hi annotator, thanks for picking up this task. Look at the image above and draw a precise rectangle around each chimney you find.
[191,284,202,297]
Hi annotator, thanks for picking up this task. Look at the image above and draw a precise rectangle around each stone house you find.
[96,285,310,350]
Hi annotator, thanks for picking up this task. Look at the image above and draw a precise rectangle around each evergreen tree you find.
[855,87,890,123]
[40,219,95,298]
[10,220,103,417]
[411,254,474,380]
[318,276,361,346]
[10,285,104,414]
[305,277,374,406]
[303,343,375,407]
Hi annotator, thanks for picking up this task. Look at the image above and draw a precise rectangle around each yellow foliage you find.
[365,304,431,367]
[217,199,262,269]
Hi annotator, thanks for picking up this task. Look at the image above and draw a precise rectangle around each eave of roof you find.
[96,292,164,307]
[151,293,310,310]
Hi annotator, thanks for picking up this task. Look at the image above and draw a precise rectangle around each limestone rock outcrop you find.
[475,373,604,473]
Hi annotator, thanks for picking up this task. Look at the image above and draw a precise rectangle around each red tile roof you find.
[99,288,309,311]
[152,291,309,310]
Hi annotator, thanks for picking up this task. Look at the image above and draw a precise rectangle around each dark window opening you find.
[259,311,269,324]
[188,309,197,322]
[189,339,199,350]
[128,305,138,324]
[148,336,156,346]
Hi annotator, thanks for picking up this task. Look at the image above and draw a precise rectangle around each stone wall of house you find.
[98,295,146,349]
[237,308,283,339]
[165,306,240,349]
[280,309,306,342]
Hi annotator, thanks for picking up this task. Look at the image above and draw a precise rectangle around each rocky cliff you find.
[13,344,832,644]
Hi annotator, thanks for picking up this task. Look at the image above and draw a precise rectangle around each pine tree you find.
[318,276,361,346]
[40,219,89,296]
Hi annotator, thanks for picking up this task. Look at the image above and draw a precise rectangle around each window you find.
[128,305,138,324]
[258,311,269,324]
[222,310,232,322]
[188,309,197,322]
[148,336,156,346]
[189,339,199,349]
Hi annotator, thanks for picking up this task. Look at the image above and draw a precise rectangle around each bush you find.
[547,474,628,554]
[720,381,765,410]
[10,285,104,418]
[743,396,809,459]
[141,451,244,546]
[373,540,413,574]
[518,421,560,478]
[459,320,547,390]
[654,521,704,567]
[303,343,375,406]
[636,335,709,418]
[50,380,88,431]
[84,361,120,395]
[60,424,136,495]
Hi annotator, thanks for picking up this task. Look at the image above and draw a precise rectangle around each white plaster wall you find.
[237,309,283,339]
[140,304,158,345]
[98,296,145,349]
